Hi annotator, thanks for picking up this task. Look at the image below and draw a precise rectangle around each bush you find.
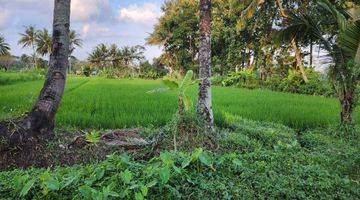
[263,69,333,96]
[0,115,359,199]
[219,69,334,97]
[222,70,260,89]
[81,66,92,77]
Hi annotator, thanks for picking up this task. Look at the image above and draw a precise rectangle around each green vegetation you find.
[0,117,358,199]
[0,76,356,130]
[1,0,359,199]
[0,70,44,85]
[218,68,334,97]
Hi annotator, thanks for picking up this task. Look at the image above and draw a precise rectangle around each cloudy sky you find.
[0,0,164,61]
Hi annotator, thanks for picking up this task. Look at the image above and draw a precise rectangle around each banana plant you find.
[148,70,197,116]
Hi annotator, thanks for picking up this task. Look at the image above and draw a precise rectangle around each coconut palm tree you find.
[68,30,82,72]
[23,0,71,136]
[119,45,145,68]
[69,30,82,55]
[36,28,52,57]
[109,44,122,68]
[0,35,10,56]
[88,43,109,69]
[197,0,214,129]
[18,26,38,67]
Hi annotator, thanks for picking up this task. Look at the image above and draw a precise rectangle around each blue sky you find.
[0,0,164,61]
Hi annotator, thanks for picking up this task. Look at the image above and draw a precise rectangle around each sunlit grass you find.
[0,76,354,129]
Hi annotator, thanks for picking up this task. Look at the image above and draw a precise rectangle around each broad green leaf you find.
[146,180,157,188]
[190,148,203,161]
[141,185,148,196]
[39,171,60,191]
[159,166,170,184]
[160,151,173,166]
[19,178,36,197]
[44,178,60,191]
[79,185,96,199]
[199,151,213,168]
[173,165,182,174]
[162,79,179,90]
[61,172,80,189]
[183,94,191,111]
[182,148,203,169]
[121,169,133,184]
[102,185,120,198]
[94,167,105,180]
[181,157,192,169]
[135,192,144,200]
[179,70,193,90]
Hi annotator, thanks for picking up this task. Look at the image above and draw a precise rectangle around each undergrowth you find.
[0,117,359,199]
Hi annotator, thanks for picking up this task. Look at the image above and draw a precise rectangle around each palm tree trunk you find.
[310,39,313,67]
[276,0,287,17]
[340,89,355,125]
[276,0,308,83]
[197,0,214,130]
[32,45,36,68]
[291,39,308,83]
[25,0,71,135]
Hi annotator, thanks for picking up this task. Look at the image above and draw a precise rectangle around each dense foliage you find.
[0,117,358,199]
[216,68,334,96]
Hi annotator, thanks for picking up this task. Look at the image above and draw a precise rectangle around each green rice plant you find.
[0,76,358,130]
[0,70,44,85]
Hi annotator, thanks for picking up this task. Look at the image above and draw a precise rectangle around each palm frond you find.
[339,21,360,65]
[318,0,347,31]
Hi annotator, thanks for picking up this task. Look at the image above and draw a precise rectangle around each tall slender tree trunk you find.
[24,0,71,135]
[340,89,355,125]
[291,39,308,83]
[276,0,308,83]
[197,0,214,129]
[276,0,287,17]
[310,40,313,67]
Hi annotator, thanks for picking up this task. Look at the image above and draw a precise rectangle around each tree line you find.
[148,0,360,126]
[0,26,82,70]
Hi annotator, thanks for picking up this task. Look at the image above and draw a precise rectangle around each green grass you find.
[0,76,356,129]
[0,70,44,85]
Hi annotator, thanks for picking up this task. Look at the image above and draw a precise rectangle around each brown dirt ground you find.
[0,122,151,171]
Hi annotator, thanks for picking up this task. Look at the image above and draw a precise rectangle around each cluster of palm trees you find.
[18,25,82,67]
[0,35,11,56]
[88,44,145,69]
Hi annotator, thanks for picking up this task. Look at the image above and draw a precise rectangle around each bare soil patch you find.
[0,121,150,171]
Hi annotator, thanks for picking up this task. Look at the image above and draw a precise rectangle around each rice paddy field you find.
[0,76,357,130]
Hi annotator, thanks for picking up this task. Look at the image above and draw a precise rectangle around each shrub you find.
[220,68,334,97]
[82,66,92,77]
[222,70,259,89]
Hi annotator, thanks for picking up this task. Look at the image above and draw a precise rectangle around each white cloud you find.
[71,0,109,22]
[82,23,110,37]
[0,9,10,28]
[81,22,126,40]
[118,3,161,24]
